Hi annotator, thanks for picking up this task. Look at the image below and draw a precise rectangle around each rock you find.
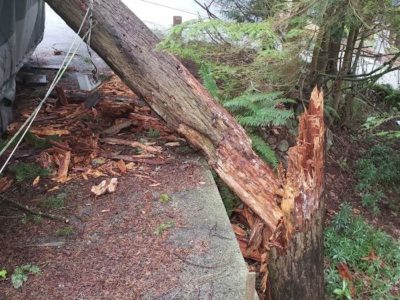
[278,140,289,152]
[267,136,277,144]
[267,137,277,149]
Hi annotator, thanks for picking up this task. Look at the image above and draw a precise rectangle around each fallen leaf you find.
[337,262,355,296]
[91,178,118,196]
[32,176,40,187]
[337,262,352,281]
[361,250,379,261]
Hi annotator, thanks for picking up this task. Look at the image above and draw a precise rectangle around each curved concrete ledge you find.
[144,159,257,300]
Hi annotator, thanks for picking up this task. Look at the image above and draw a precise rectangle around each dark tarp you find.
[0,0,45,132]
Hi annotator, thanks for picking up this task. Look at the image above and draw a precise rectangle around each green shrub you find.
[371,84,400,109]
[356,144,400,213]
[11,264,40,289]
[325,204,400,299]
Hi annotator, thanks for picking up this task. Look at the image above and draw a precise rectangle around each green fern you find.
[250,134,278,168]
[199,64,220,100]
[224,92,295,127]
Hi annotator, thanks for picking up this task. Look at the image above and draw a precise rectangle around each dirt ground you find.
[325,129,400,238]
[0,71,208,299]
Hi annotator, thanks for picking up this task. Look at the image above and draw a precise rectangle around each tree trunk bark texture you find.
[331,26,359,112]
[44,1,326,298]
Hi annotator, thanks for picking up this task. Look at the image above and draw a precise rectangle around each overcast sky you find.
[122,0,207,28]
[45,0,207,33]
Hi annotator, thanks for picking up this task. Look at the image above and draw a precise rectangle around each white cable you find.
[0,6,92,159]
[0,4,93,175]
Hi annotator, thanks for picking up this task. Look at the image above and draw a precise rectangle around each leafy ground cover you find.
[325,203,400,299]
[356,142,400,215]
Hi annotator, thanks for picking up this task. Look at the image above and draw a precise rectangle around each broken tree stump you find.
[267,88,325,299]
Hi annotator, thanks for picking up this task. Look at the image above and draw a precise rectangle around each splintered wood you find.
[281,88,325,235]
[233,88,325,290]
[1,76,182,194]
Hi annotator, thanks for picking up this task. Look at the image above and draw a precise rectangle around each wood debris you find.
[100,137,161,153]
[91,178,118,196]
[0,177,13,193]
[30,127,70,136]
[54,149,71,183]
[32,176,40,187]
[55,86,69,105]
[101,119,135,136]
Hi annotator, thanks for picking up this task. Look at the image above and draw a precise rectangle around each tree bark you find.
[331,26,359,112]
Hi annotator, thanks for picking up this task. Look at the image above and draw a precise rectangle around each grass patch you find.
[146,128,160,138]
[0,132,58,153]
[24,132,59,149]
[154,221,174,236]
[325,203,400,299]
[21,214,43,225]
[356,143,400,214]
[10,162,50,182]
[39,193,67,209]
[159,193,171,203]
[56,226,74,237]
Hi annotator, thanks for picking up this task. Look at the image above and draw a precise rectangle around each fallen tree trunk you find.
[44,1,326,298]
[45,0,282,232]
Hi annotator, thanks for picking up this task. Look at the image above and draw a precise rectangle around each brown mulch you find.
[0,73,205,299]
